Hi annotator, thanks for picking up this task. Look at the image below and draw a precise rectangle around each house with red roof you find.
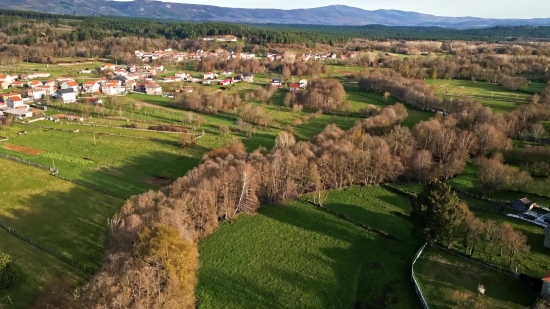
[27,89,47,100]
[61,81,79,93]
[289,83,300,92]
[220,79,232,86]
[83,81,100,93]
[6,95,26,109]
[11,81,24,88]
[29,80,42,88]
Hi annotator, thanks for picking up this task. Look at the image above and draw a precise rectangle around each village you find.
[0,46,341,119]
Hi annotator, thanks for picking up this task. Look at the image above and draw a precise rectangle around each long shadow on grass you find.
[0,183,123,269]
[258,203,421,308]
[416,248,535,308]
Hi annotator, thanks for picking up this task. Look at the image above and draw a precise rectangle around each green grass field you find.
[197,186,421,309]
[415,247,534,309]
[425,79,532,113]
[0,158,122,308]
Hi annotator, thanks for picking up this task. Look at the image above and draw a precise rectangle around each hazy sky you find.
[161,0,549,19]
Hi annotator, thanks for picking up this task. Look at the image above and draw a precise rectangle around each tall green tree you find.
[411,180,466,246]
[0,253,21,289]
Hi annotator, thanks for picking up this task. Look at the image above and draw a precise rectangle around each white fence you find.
[411,242,430,309]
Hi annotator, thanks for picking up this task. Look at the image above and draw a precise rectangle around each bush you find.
[178,134,196,147]
[0,253,21,289]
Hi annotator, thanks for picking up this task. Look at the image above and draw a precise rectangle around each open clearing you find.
[425,79,536,113]
[197,186,421,309]
[2,143,44,155]
[0,158,123,307]
[415,247,534,309]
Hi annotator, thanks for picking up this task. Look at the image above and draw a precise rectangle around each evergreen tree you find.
[0,253,21,289]
[411,180,466,246]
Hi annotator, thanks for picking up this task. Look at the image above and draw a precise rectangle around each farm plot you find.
[2,143,44,155]
[197,188,421,309]
[415,247,534,309]
[0,123,202,197]
[425,79,532,113]
[0,158,122,308]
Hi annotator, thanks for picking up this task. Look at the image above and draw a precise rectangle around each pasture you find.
[425,79,534,113]
[0,158,122,308]
[415,247,534,309]
[197,186,421,309]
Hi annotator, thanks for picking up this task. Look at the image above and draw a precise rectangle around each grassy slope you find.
[415,247,534,309]
[197,186,421,309]
[0,158,122,308]
[0,229,85,309]
[0,158,122,268]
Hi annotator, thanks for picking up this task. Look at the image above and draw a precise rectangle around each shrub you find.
[0,253,21,289]
[178,134,196,147]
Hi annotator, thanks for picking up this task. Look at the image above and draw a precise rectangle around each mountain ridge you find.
[1,0,550,28]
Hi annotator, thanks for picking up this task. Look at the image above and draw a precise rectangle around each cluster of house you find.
[299,52,358,62]
[272,78,308,92]
[0,72,51,90]
[134,48,256,63]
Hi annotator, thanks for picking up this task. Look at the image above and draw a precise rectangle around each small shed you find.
[512,198,537,211]
[543,272,550,300]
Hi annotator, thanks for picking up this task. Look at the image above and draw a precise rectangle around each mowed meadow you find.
[0,159,122,309]
[197,186,422,309]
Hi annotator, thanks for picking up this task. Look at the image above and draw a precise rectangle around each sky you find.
[159,0,550,19]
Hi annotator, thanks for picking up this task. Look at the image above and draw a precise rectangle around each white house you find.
[34,72,51,78]
[154,65,164,72]
[164,76,181,82]
[203,72,215,80]
[145,83,162,95]
[6,96,25,109]
[11,81,24,88]
[125,80,137,91]
[4,109,32,118]
[28,80,42,88]
[101,64,116,71]
[61,81,79,93]
[299,79,308,88]
[0,74,14,84]
[55,89,77,103]
[271,78,282,87]
[82,81,100,93]
[102,85,125,96]
[175,72,191,81]
[27,89,47,100]
[114,69,129,77]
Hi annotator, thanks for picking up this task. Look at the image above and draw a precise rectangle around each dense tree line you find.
[412,181,529,267]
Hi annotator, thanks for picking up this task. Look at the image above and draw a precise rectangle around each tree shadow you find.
[415,248,535,308]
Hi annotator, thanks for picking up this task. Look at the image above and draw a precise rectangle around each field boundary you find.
[52,174,127,200]
[0,154,58,173]
[0,153,126,199]
[411,242,430,309]
[304,199,407,243]
[0,221,94,275]
[432,243,518,277]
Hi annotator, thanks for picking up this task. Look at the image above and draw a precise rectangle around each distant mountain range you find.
[2,0,550,29]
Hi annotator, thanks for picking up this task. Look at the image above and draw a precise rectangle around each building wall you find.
[544,227,550,249]
[543,281,550,300]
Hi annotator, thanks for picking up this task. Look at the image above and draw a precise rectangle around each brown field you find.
[2,143,44,155]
